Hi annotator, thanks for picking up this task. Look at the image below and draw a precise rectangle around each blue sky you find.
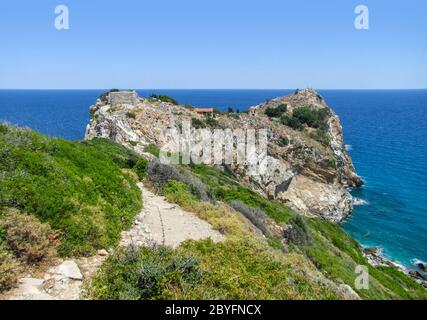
[0,0,426,89]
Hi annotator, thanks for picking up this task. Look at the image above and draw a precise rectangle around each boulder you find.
[416,262,427,272]
[51,260,83,280]
[97,249,109,256]
[363,247,378,255]
[19,278,44,290]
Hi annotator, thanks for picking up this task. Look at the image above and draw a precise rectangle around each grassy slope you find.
[1,124,424,299]
[186,164,427,299]
[90,180,338,300]
[0,124,142,256]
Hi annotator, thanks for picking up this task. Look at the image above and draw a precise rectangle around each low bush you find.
[277,137,289,147]
[89,245,203,300]
[134,158,148,180]
[149,94,179,105]
[292,106,330,129]
[228,200,271,236]
[265,104,287,118]
[144,144,160,158]
[0,209,57,264]
[147,160,211,202]
[0,244,21,292]
[82,138,140,168]
[191,118,206,129]
[0,125,142,256]
[310,128,331,146]
[126,111,136,119]
[285,215,312,246]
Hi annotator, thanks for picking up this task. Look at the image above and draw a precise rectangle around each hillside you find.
[1,90,426,299]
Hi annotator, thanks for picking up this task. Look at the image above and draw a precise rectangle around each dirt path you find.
[3,183,223,300]
[120,183,224,248]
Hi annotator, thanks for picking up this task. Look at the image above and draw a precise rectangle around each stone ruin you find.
[108,91,138,106]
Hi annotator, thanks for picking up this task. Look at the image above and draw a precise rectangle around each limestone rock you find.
[97,249,109,256]
[85,89,362,222]
[19,277,44,290]
[50,260,83,280]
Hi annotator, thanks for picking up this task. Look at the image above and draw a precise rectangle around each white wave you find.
[353,197,369,206]
[345,144,352,151]
[411,258,427,267]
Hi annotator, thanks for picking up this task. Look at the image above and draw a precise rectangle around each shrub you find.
[292,106,330,129]
[285,215,312,246]
[0,244,21,292]
[205,116,220,128]
[89,245,203,300]
[228,200,271,236]
[128,140,138,147]
[126,111,136,119]
[265,104,287,118]
[310,128,331,146]
[149,94,179,105]
[191,118,206,129]
[134,158,148,180]
[0,125,142,256]
[0,209,57,264]
[147,160,182,190]
[277,137,289,147]
[82,138,140,168]
[280,115,303,130]
[147,160,211,202]
[144,144,160,158]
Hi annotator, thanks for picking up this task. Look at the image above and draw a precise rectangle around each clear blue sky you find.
[1,0,426,89]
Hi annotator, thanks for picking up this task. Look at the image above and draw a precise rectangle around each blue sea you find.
[0,89,426,267]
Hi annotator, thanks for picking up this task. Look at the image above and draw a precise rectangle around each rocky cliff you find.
[85,89,362,222]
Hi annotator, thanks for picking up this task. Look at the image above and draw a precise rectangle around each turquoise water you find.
[0,89,426,267]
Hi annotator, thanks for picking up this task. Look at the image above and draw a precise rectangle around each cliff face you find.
[85,89,362,222]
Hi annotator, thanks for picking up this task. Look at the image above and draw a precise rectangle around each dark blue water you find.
[0,89,426,267]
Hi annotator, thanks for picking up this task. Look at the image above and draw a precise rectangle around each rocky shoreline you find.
[362,247,427,289]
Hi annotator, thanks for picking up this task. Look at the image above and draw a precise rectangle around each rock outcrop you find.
[85,89,362,222]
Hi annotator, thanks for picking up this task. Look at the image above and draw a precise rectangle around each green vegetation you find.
[265,104,287,118]
[87,158,427,300]
[1,124,425,299]
[0,209,57,264]
[191,117,220,129]
[126,111,136,119]
[90,179,338,299]
[89,245,204,300]
[0,124,142,257]
[285,215,312,246]
[134,158,148,180]
[281,106,331,145]
[190,164,294,223]
[303,218,427,299]
[277,136,289,147]
[144,144,160,158]
[191,118,205,129]
[0,243,20,291]
[149,94,179,105]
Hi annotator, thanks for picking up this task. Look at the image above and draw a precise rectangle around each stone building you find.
[109,91,138,106]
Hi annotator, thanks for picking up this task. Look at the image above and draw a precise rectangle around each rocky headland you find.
[86,88,362,223]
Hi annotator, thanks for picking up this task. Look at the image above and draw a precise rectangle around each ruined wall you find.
[109,91,138,106]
